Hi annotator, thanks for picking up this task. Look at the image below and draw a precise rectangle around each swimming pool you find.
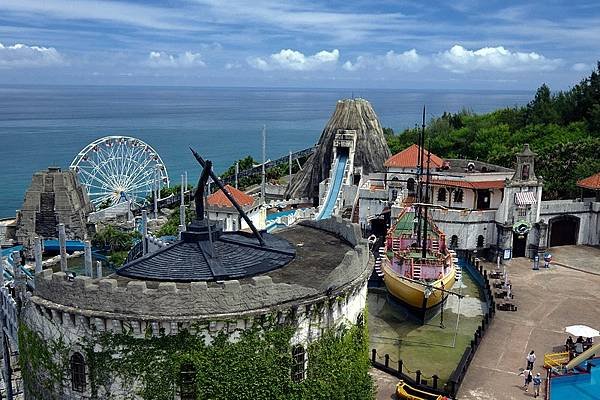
[266,209,299,222]
[550,359,600,400]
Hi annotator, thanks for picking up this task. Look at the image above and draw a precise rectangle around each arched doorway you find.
[549,215,579,247]
[512,233,527,258]
[407,178,415,193]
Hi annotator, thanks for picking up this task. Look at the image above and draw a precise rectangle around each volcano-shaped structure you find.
[286,98,391,200]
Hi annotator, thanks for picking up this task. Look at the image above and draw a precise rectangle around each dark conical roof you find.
[117,220,295,282]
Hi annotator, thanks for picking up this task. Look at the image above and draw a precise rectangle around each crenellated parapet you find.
[31,224,370,322]
[33,270,317,319]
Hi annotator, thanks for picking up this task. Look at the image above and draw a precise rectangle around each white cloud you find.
[248,49,339,71]
[147,51,205,68]
[0,42,65,67]
[343,49,427,72]
[437,45,561,73]
[572,62,592,72]
[224,62,241,70]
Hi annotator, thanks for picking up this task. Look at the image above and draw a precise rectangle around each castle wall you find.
[539,200,600,245]
[430,209,497,250]
[20,218,372,399]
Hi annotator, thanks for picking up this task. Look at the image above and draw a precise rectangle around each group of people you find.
[519,350,542,398]
[565,335,593,359]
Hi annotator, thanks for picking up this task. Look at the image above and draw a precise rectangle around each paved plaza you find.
[371,245,600,399]
[458,245,600,400]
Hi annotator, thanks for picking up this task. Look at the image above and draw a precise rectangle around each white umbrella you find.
[565,325,600,338]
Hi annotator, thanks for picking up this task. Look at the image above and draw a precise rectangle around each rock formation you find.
[15,167,93,249]
[286,98,391,200]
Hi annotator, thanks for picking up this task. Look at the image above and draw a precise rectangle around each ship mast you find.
[415,106,426,245]
[422,135,432,260]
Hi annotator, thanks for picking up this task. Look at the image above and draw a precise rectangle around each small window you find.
[291,345,306,382]
[179,362,197,400]
[450,235,459,249]
[454,189,464,203]
[522,164,530,181]
[71,352,86,392]
[407,178,415,192]
[437,188,447,202]
[477,235,484,248]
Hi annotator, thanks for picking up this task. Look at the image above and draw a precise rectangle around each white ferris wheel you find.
[70,136,169,208]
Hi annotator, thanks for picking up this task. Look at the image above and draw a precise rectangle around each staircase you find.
[36,192,58,238]
[391,238,400,252]
[412,263,421,279]
[351,200,360,223]
[449,250,462,281]
[402,195,416,206]
[431,240,439,252]
[374,247,385,278]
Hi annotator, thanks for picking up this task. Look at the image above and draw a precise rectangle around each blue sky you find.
[0,0,598,89]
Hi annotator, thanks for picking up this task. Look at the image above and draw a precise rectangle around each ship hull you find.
[381,260,456,321]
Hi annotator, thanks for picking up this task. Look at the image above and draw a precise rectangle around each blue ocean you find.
[0,85,531,218]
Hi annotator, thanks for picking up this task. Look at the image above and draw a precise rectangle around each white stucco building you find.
[206,184,266,231]
[358,144,600,260]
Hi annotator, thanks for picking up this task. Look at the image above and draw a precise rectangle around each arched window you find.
[291,345,306,382]
[71,352,86,392]
[407,178,415,192]
[450,235,459,249]
[179,362,197,400]
[454,189,464,203]
[437,188,447,202]
[357,312,365,327]
[477,235,484,248]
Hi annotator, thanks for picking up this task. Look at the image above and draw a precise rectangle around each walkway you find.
[457,246,600,400]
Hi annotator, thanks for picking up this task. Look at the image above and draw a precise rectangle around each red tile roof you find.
[384,144,444,169]
[429,179,505,190]
[577,172,600,190]
[207,185,255,208]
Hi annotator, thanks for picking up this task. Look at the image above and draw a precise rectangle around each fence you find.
[369,252,496,399]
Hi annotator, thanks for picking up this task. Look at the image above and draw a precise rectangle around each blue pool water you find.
[266,209,296,222]
[551,361,600,400]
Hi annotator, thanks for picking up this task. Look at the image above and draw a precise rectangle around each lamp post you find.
[533,254,540,270]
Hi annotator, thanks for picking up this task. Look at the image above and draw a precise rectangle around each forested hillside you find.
[386,62,600,200]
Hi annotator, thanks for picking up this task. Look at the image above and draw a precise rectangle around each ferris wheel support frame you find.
[69,135,170,209]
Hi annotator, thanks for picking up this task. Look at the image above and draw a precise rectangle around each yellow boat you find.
[396,380,448,400]
[381,208,456,322]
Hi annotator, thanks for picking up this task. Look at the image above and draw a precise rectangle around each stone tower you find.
[15,167,93,249]
[285,98,391,200]
[495,144,544,258]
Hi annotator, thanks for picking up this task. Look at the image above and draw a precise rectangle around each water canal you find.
[368,266,486,382]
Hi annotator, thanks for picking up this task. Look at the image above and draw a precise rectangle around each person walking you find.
[520,368,533,392]
[526,350,537,370]
[532,373,542,398]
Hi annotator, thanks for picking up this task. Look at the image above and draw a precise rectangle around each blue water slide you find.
[43,239,85,252]
[1,245,34,280]
[316,153,348,220]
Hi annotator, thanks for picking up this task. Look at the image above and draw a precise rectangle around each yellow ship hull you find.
[381,260,456,312]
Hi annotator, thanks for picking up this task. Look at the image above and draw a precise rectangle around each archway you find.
[549,215,579,247]
[407,178,415,193]
[512,233,527,258]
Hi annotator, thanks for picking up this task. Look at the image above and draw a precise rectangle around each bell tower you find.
[513,144,536,182]
[495,144,544,260]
